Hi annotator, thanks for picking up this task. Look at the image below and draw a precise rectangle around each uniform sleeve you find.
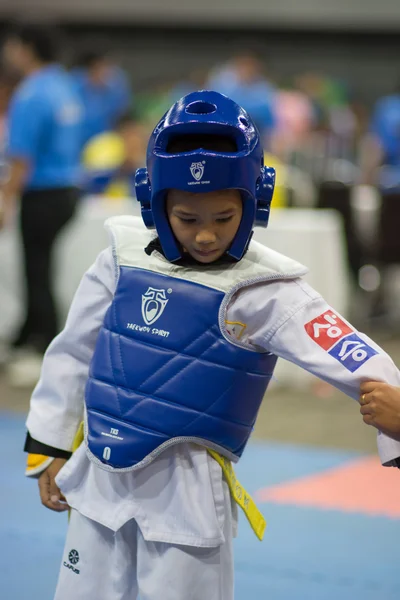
[25,247,116,452]
[231,278,400,465]
[7,90,50,161]
[266,288,400,465]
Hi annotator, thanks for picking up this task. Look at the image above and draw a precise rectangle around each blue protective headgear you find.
[135,90,275,262]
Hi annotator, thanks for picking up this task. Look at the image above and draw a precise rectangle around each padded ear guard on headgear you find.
[135,90,275,262]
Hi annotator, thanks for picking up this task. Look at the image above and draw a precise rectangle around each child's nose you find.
[195,229,216,244]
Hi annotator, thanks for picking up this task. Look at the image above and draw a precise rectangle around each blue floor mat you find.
[1,413,399,599]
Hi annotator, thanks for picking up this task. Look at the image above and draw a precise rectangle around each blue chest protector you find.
[85,266,278,471]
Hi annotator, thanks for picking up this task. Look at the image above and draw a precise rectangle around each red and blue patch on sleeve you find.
[304,311,378,372]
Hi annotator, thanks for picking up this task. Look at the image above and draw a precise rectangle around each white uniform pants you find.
[53,508,234,600]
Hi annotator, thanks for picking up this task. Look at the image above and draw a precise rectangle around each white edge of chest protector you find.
[104,215,308,352]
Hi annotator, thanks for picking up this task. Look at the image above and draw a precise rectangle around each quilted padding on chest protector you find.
[85,266,277,471]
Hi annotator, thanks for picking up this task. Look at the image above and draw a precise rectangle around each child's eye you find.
[216,216,233,223]
[179,217,196,224]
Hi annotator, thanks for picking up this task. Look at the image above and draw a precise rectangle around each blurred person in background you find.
[135,79,175,128]
[0,64,19,123]
[292,72,363,285]
[270,78,315,160]
[1,23,83,386]
[368,84,400,180]
[0,63,20,182]
[294,73,359,161]
[71,50,132,147]
[361,84,400,320]
[168,68,208,104]
[207,49,276,147]
[82,112,146,198]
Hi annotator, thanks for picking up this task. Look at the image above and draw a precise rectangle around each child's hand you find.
[38,458,70,512]
[360,382,400,442]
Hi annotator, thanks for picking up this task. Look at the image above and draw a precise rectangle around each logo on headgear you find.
[141,287,169,325]
[190,161,205,181]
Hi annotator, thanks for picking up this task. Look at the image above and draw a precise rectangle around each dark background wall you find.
[58,25,400,107]
[1,0,400,30]
[0,0,400,107]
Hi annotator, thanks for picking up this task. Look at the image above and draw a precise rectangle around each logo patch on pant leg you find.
[63,548,80,574]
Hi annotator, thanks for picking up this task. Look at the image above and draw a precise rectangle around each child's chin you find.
[198,256,218,263]
[190,250,223,263]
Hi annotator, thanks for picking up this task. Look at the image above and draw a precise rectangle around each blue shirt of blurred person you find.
[226,80,276,134]
[71,66,131,146]
[207,63,276,136]
[370,94,400,167]
[7,64,83,190]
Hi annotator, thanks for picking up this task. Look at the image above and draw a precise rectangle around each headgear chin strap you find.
[135,90,275,262]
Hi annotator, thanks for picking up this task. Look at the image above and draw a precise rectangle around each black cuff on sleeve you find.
[24,432,72,460]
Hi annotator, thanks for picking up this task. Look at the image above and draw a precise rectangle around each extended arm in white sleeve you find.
[231,278,400,465]
[25,247,116,451]
[267,287,400,465]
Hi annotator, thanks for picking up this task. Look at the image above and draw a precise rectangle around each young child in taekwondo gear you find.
[25,91,400,600]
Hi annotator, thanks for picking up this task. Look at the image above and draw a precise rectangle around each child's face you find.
[166,189,243,263]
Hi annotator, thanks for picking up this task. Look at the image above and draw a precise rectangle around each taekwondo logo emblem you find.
[141,287,170,326]
[190,161,205,181]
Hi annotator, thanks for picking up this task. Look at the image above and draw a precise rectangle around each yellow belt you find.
[72,424,266,541]
[72,421,85,452]
[207,449,266,541]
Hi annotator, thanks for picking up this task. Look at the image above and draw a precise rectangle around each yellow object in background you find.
[82,132,125,170]
[82,132,131,199]
[105,180,131,198]
[264,152,288,208]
